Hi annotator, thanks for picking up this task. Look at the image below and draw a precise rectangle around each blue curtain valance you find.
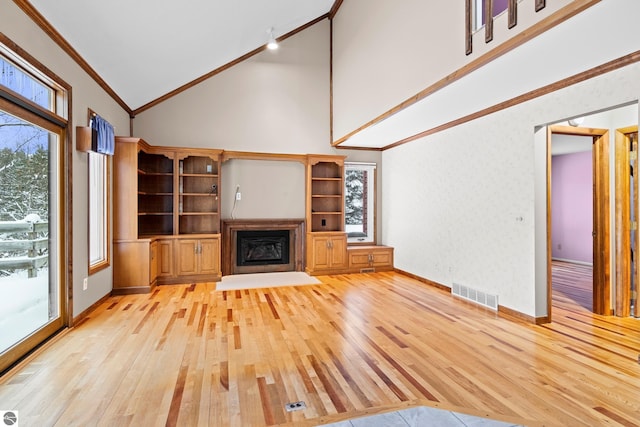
[90,114,115,155]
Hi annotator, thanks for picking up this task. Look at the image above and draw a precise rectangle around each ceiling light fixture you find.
[267,27,278,50]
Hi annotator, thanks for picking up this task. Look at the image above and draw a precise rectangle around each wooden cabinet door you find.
[349,251,371,268]
[371,249,393,267]
[329,235,347,268]
[200,238,220,275]
[157,239,174,277]
[177,239,198,275]
[310,236,331,270]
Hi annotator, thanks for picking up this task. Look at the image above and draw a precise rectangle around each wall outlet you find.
[83,277,88,290]
[236,192,242,201]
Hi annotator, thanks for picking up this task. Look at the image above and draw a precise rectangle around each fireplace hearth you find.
[222,219,305,275]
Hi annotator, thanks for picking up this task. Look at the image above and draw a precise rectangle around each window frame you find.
[344,162,376,245]
[0,33,71,372]
[87,111,111,275]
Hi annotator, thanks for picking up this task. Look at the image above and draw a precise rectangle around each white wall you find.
[1,0,130,317]
[221,159,306,220]
[384,63,640,318]
[332,0,573,142]
[134,21,331,154]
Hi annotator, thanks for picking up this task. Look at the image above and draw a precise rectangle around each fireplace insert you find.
[236,230,290,267]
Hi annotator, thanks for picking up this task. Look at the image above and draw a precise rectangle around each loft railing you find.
[465,0,546,55]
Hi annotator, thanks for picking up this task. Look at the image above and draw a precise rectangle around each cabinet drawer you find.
[347,246,394,271]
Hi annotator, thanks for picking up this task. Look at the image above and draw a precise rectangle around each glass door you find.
[0,105,65,373]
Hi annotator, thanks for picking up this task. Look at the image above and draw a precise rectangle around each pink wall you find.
[481,0,509,24]
[551,151,593,263]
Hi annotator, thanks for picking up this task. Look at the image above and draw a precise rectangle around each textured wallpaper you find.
[383,62,640,317]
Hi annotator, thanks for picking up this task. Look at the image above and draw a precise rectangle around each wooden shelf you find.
[179,173,219,178]
[138,170,173,176]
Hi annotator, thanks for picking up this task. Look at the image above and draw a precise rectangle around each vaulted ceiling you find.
[27,0,337,112]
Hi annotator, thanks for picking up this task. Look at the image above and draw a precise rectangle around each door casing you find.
[548,125,611,320]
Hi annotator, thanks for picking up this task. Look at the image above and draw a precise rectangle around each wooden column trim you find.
[465,0,473,55]
[485,0,494,43]
[508,0,518,29]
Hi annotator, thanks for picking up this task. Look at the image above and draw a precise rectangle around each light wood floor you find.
[552,260,593,312]
[1,270,639,426]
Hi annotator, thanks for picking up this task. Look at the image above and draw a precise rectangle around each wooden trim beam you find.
[333,0,602,147]
[382,50,640,151]
[220,150,307,164]
[329,0,344,20]
[548,124,609,137]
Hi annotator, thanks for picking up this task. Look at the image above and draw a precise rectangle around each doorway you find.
[550,132,595,312]
[548,124,610,320]
[0,44,69,374]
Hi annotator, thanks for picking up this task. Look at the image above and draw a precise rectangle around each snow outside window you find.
[89,151,109,272]
[345,162,376,244]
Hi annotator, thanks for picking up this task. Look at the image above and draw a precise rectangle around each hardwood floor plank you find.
[1,271,638,426]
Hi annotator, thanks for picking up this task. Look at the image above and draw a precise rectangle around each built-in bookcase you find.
[305,155,348,275]
[307,157,344,232]
[138,151,174,236]
[178,155,220,234]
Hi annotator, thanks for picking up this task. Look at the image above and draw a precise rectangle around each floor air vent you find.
[285,401,306,412]
[452,283,498,311]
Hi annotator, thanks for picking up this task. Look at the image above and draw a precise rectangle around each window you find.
[472,0,510,31]
[345,162,376,244]
[0,36,68,373]
[88,149,109,272]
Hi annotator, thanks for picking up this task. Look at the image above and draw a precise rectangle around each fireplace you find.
[237,230,290,267]
[222,219,305,275]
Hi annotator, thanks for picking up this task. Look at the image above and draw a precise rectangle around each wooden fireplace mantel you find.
[221,219,305,276]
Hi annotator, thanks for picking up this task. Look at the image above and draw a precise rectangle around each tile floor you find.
[319,406,524,427]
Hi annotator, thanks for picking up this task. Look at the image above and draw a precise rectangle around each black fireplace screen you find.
[236,230,290,267]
